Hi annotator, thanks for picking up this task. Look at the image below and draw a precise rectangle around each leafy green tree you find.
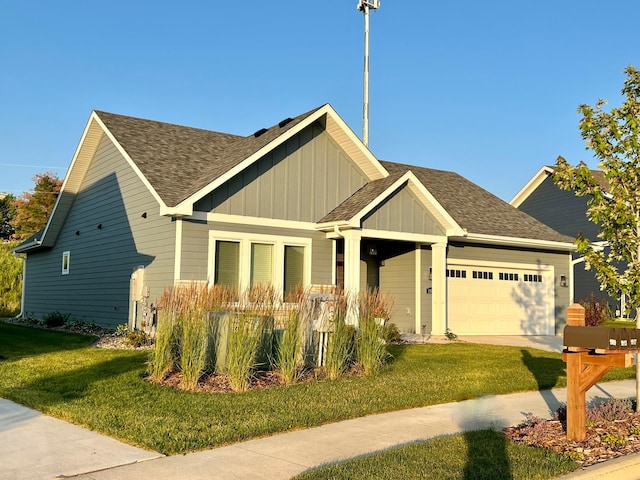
[10,172,62,241]
[0,193,16,240]
[0,241,22,317]
[553,65,640,409]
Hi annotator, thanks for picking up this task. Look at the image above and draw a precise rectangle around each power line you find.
[0,163,66,169]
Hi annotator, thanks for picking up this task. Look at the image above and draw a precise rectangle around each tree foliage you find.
[10,172,62,241]
[0,241,22,317]
[553,65,640,317]
[0,194,16,240]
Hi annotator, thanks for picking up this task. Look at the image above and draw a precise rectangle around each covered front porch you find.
[326,228,449,335]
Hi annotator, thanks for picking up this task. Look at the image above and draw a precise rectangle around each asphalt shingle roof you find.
[96,106,572,245]
[381,161,574,243]
[96,105,324,207]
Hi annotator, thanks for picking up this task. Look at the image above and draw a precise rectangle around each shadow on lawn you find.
[0,321,97,360]
[521,349,566,415]
[463,429,513,479]
[0,352,146,421]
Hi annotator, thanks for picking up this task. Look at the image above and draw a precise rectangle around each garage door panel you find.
[447,265,554,336]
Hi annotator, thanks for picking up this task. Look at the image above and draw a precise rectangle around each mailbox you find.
[564,326,640,350]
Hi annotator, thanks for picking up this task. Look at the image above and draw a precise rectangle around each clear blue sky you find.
[1,1,639,202]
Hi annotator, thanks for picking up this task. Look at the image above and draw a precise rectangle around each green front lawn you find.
[294,430,577,480]
[0,321,634,455]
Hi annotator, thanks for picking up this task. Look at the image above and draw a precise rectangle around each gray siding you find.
[379,246,417,333]
[23,134,175,328]
[518,175,615,307]
[448,243,571,333]
[362,185,446,235]
[194,123,368,222]
[180,219,334,286]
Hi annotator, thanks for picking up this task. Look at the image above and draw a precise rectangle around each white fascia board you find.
[359,228,447,244]
[12,239,42,254]
[509,166,554,207]
[457,232,576,251]
[190,211,319,231]
[38,113,105,247]
[93,112,168,213]
[173,105,389,216]
[323,107,388,180]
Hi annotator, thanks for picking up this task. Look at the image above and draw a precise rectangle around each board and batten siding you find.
[362,185,446,235]
[179,219,334,287]
[194,123,368,222]
[379,246,418,333]
[23,133,175,328]
[447,243,571,333]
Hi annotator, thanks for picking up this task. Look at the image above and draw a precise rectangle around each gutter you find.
[456,233,576,251]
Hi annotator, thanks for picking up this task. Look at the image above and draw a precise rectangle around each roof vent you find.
[253,128,268,138]
[278,117,293,128]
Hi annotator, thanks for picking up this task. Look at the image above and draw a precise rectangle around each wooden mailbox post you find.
[562,304,636,441]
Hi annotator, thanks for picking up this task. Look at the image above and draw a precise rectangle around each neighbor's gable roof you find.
[510,165,611,208]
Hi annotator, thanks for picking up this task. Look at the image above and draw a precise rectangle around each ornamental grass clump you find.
[224,284,278,392]
[276,308,302,385]
[355,289,394,375]
[324,295,355,380]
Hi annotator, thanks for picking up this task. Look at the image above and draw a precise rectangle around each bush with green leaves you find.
[0,241,22,317]
[43,311,70,328]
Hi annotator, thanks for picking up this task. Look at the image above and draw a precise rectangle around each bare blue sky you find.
[1,1,639,201]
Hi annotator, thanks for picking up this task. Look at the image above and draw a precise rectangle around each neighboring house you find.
[14,104,575,335]
[511,166,620,312]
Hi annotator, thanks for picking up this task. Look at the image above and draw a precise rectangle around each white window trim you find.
[207,231,311,292]
[62,251,70,275]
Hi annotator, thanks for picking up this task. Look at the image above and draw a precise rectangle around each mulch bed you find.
[504,411,640,467]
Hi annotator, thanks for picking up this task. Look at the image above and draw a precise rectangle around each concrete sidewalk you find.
[3,381,639,480]
[0,399,161,480]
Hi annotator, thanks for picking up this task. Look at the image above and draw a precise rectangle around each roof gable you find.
[510,165,611,208]
[381,161,574,245]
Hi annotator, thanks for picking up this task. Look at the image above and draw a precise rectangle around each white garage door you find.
[447,264,554,335]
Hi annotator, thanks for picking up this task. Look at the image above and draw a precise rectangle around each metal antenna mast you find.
[357,0,379,147]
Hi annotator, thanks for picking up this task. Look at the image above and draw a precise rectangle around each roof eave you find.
[454,232,576,251]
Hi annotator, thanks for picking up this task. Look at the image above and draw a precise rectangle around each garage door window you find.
[472,270,493,280]
[524,274,543,282]
[499,272,519,281]
[446,269,467,278]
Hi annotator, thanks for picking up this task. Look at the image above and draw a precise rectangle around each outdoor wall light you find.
[368,245,377,256]
[97,224,103,229]
[141,212,147,218]
[75,230,80,236]
[429,267,432,281]
[560,275,568,287]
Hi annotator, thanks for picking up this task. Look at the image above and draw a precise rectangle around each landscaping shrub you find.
[382,322,401,343]
[0,241,22,317]
[579,293,614,326]
[43,310,69,328]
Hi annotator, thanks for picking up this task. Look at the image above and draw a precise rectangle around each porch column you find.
[431,242,447,335]
[415,245,423,335]
[342,230,362,325]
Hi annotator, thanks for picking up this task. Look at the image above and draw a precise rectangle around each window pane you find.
[215,241,239,287]
[284,245,304,295]
[251,243,273,287]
